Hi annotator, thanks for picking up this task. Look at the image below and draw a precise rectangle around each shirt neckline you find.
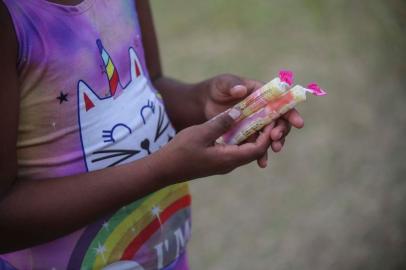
[36,0,94,15]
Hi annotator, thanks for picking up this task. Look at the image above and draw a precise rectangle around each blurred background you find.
[151,0,406,269]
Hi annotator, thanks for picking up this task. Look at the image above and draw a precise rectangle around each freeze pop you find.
[228,70,294,122]
[218,83,326,145]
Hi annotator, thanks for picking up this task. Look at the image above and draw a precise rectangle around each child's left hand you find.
[201,74,304,167]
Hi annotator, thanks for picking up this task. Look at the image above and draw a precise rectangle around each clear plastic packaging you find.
[218,82,326,145]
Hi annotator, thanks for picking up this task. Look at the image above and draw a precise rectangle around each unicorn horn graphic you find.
[97,39,121,96]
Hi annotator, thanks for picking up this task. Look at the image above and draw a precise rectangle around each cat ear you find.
[78,80,99,112]
[129,48,143,81]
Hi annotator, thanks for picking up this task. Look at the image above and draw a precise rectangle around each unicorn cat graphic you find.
[70,40,190,270]
[77,39,175,171]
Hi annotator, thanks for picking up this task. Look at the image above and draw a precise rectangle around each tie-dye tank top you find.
[0,1,191,269]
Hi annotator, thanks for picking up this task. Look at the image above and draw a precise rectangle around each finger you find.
[217,76,263,102]
[270,119,290,141]
[200,109,239,141]
[257,123,274,164]
[257,150,268,168]
[282,109,304,129]
[239,131,271,163]
[283,122,292,139]
[262,122,275,135]
[271,137,285,153]
[214,75,245,98]
[229,85,248,99]
[222,130,271,165]
[241,122,274,144]
[243,79,264,95]
[245,132,258,143]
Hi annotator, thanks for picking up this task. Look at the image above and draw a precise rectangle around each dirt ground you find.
[151,1,406,269]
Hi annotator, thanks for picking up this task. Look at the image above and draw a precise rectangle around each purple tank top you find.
[0,1,191,269]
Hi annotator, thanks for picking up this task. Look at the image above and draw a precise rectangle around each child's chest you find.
[14,0,176,177]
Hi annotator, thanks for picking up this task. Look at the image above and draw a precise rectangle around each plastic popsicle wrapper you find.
[228,70,294,122]
[217,83,327,145]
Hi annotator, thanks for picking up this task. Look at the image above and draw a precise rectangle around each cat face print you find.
[77,40,175,172]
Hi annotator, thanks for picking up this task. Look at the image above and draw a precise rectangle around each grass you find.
[151,0,406,269]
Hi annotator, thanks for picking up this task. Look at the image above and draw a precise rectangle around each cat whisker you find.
[92,149,140,167]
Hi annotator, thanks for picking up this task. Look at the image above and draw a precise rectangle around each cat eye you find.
[102,123,132,143]
[140,99,156,125]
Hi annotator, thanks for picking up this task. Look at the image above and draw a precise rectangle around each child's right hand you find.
[154,111,273,184]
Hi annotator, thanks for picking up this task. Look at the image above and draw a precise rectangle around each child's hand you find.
[154,111,272,183]
[201,74,304,161]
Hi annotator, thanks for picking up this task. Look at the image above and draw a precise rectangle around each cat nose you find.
[140,138,151,155]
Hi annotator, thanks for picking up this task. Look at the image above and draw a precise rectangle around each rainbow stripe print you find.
[68,183,191,270]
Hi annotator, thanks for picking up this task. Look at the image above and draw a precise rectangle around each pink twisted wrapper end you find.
[279,70,294,86]
[307,82,327,96]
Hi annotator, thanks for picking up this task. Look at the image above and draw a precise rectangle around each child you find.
[0,0,303,269]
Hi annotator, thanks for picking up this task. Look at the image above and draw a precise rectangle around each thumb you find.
[200,109,241,141]
[229,85,248,99]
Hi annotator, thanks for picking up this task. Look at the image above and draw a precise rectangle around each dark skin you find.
[0,0,303,252]
[138,1,302,162]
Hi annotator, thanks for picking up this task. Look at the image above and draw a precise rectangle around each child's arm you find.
[0,2,271,252]
[136,1,304,160]
[136,0,206,130]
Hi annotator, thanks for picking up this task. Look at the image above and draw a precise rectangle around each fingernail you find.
[277,132,283,140]
[230,85,247,96]
[228,108,241,120]
[298,119,304,128]
[231,85,246,91]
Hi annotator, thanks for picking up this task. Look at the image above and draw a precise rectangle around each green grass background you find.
[150,1,406,269]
